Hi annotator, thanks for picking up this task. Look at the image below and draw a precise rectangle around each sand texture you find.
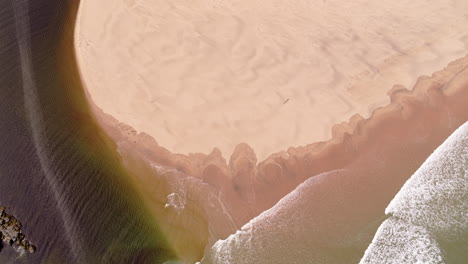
[203,122,468,264]
[74,1,468,262]
[76,0,468,160]
[2,0,467,263]
[82,54,468,262]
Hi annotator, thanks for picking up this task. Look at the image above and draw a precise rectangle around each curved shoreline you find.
[75,0,468,161]
[73,1,468,262]
[76,17,468,258]
[1,0,179,263]
[82,54,468,202]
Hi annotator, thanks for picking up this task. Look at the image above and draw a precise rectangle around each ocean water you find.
[200,169,387,264]
[1,0,466,263]
[200,121,468,264]
[360,122,468,264]
[0,0,178,263]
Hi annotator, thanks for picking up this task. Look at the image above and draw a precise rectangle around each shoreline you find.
[74,1,468,262]
[75,0,468,161]
[77,40,468,262]
[77,54,468,184]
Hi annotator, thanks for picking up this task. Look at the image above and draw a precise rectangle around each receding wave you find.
[1,0,467,263]
[90,54,468,263]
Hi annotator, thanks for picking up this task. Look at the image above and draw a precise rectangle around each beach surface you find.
[74,1,468,262]
[76,0,468,160]
[0,0,466,263]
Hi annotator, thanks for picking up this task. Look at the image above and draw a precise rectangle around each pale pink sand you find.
[76,0,468,160]
[85,54,468,263]
[75,2,468,261]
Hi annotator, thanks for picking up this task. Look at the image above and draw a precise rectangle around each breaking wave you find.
[361,122,468,264]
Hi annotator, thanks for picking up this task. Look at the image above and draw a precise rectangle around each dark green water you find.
[0,0,178,263]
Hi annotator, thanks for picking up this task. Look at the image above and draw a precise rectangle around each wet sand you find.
[82,50,468,263]
[3,0,465,263]
[74,0,468,263]
[76,0,468,160]
[360,122,468,264]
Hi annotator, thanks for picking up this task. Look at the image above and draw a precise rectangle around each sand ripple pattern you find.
[77,0,468,160]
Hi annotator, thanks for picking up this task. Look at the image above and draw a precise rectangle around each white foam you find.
[164,192,186,213]
[386,123,468,237]
[360,218,444,264]
[361,122,468,264]
[201,123,468,264]
[200,170,351,264]
[202,123,468,264]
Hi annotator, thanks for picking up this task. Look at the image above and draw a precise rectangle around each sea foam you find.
[360,122,468,263]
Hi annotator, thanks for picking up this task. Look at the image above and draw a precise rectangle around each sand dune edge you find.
[74,49,468,262]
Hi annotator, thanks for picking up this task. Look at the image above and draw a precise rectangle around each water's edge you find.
[0,1,178,263]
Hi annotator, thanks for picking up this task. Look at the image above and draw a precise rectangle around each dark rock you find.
[0,207,36,254]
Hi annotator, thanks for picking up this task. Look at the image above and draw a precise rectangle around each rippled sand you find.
[74,1,468,263]
[82,52,468,263]
[76,0,468,160]
[1,0,465,263]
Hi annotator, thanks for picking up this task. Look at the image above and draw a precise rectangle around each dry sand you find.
[82,53,468,263]
[74,1,468,262]
[76,0,468,161]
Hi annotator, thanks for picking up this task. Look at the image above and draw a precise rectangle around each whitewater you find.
[361,122,468,263]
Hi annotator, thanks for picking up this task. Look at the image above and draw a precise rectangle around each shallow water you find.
[0,1,177,263]
[1,1,467,264]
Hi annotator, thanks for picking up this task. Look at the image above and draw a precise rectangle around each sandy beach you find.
[82,54,468,263]
[74,1,468,262]
[76,0,468,160]
[1,0,467,263]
